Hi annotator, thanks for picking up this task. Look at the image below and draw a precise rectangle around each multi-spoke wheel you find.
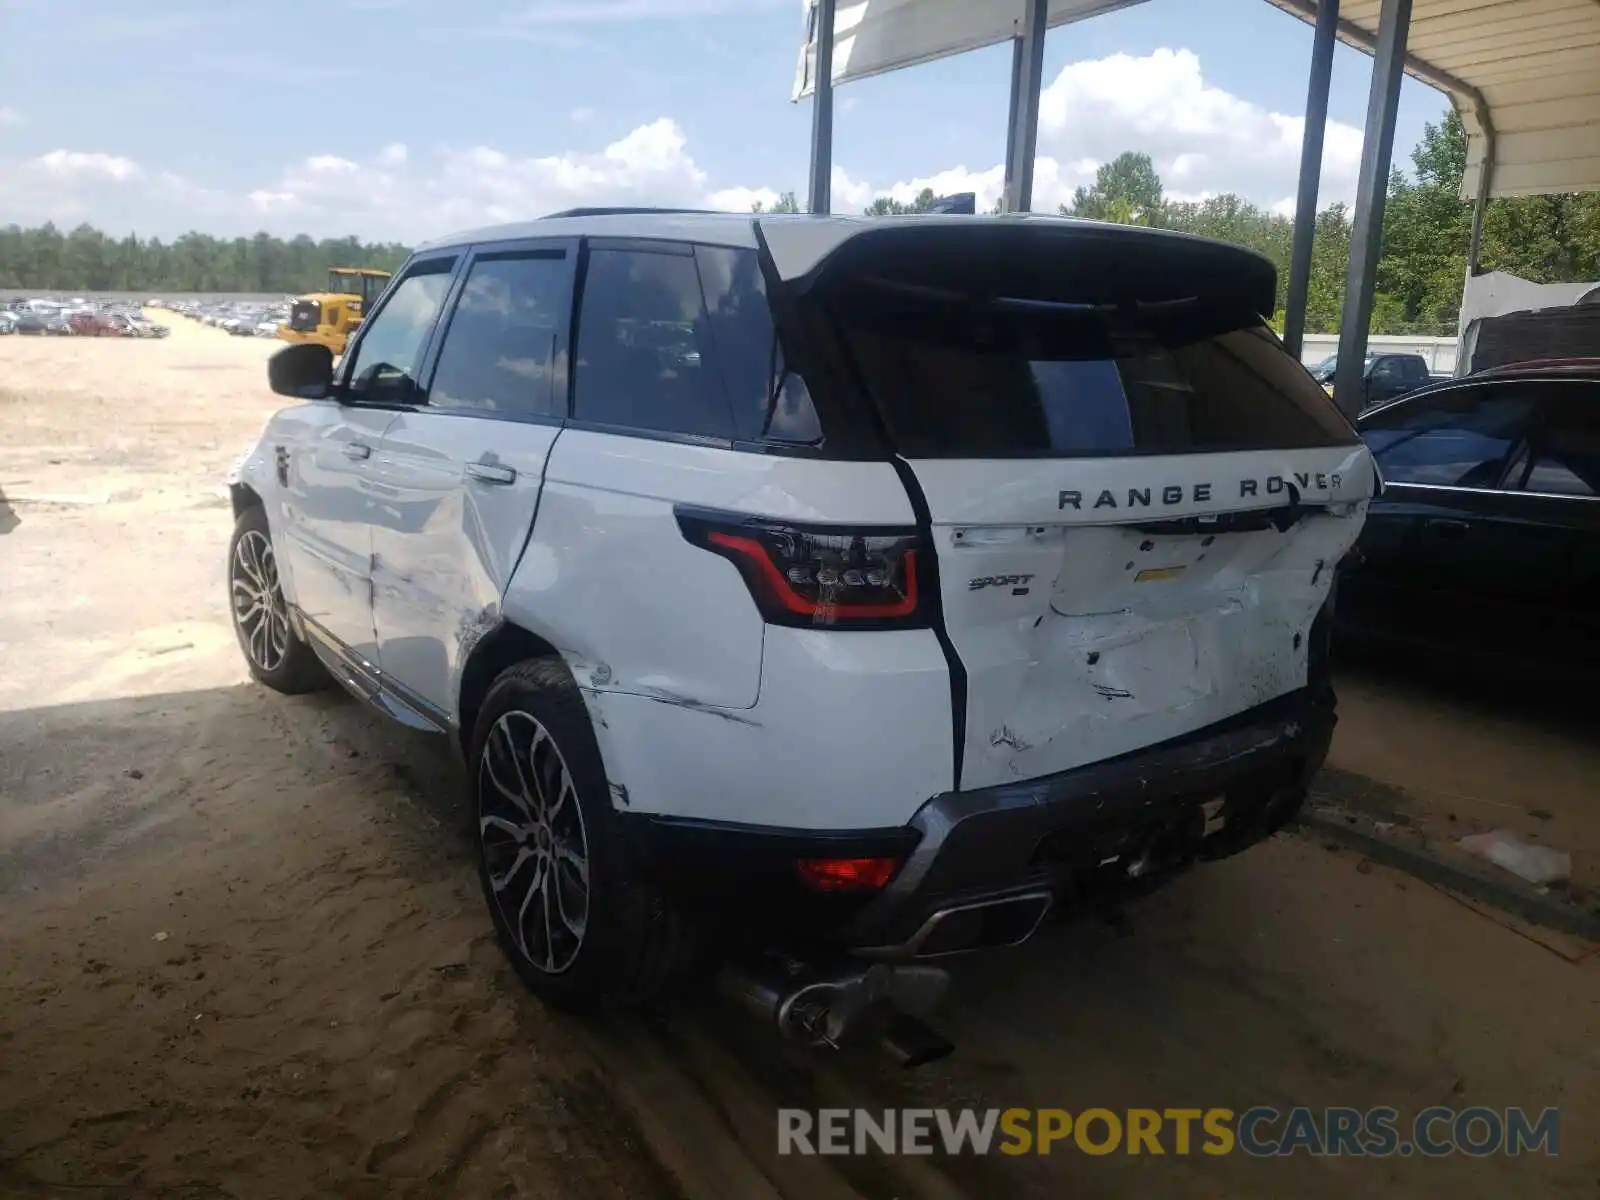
[232,528,290,675]
[479,710,591,975]
[470,658,702,1010]
[227,504,326,694]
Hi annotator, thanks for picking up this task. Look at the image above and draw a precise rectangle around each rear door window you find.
[573,245,731,440]
[695,244,821,445]
[427,248,571,420]
[831,288,1353,457]
[1361,385,1535,487]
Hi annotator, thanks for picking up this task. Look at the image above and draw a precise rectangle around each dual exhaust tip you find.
[717,956,955,1068]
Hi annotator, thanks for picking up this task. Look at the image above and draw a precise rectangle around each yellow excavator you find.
[277,267,392,357]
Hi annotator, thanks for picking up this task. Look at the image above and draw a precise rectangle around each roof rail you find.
[540,206,724,219]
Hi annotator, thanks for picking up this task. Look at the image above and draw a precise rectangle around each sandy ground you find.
[1,319,1596,1198]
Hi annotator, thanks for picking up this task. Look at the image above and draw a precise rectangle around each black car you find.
[1310,351,1439,409]
[1336,364,1600,678]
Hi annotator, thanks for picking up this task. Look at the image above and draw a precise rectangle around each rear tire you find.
[228,504,327,694]
[470,659,700,1011]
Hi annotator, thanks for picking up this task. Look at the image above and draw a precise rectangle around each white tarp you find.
[792,0,1148,99]
[1459,270,1600,326]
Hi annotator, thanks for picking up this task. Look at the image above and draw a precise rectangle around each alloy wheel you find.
[479,711,591,974]
[231,529,290,674]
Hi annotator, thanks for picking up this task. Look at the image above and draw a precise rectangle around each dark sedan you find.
[1335,363,1599,679]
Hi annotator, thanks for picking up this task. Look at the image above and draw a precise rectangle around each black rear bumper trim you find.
[844,685,1336,950]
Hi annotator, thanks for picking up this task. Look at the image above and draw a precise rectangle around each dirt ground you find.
[2,320,1596,1199]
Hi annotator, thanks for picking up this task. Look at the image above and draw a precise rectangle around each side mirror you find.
[268,343,335,400]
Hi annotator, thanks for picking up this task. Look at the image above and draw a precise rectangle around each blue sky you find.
[0,0,1452,241]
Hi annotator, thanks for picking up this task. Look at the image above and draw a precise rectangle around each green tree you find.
[863,186,939,216]
[751,190,802,214]
[0,223,411,293]
[1064,152,1165,225]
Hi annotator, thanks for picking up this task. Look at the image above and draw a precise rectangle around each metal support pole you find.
[1283,0,1340,359]
[1001,0,1048,214]
[1333,0,1411,419]
[1002,35,1024,207]
[1465,96,1497,276]
[806,0,837,215]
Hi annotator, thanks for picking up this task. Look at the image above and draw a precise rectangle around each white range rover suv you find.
[228,209,1374,1023]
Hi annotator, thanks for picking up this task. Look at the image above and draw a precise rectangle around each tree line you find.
[1056,109,1600,335]
[6,110,1596,331]
[0,227,409,295]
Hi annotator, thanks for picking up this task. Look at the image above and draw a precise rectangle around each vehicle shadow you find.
[1333,645,1599,736]
[0,680,470,900]
[0,486,17,535]
[4,679,1591,1200]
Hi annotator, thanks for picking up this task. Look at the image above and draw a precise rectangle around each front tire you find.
[470,659,699,1010]
[228,504,326,694]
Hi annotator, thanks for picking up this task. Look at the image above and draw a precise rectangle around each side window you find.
[428,251,571,419]
[1361,386,1534,488]
[573,247,730,439]
[695,244,821,445]
[1512,391,1600,497]
[344,258,455,403]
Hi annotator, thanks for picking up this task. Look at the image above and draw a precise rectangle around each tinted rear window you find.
[832,288,1354,457]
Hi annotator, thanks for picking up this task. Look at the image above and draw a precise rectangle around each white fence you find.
[1298,333,1458,373]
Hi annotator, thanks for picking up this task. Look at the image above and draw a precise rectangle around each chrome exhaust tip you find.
[716,956,953,1063]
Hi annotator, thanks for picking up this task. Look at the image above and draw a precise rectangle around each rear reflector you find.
[795,856,900,892]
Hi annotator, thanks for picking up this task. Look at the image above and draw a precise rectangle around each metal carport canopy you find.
[791,0,1147,97]
[1265,0,1600,201]
[795,0,1600,205]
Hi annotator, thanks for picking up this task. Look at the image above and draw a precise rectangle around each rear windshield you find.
[831,286,1355,458]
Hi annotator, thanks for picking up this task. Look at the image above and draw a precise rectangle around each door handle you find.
[1424,518,1469,538]
[342,442,372,461]
[465,462,517,486]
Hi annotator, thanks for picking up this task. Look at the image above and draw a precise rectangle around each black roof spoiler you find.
[541,206,722,219]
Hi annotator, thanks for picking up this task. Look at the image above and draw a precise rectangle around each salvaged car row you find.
[152,298,293,337]
[1,297,170,338]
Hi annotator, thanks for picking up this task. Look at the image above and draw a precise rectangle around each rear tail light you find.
[795,856,901,892]
[676,509,932,630]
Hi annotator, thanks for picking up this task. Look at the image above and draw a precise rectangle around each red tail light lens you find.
[795,856,901,892]
[677,509,931,630]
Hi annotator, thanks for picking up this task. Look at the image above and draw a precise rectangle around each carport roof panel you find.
[1264,0,1600,200]
[791,0,1149,99]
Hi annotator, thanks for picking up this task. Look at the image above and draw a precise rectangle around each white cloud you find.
[835,49,1364,216]
[0,49,1370,242]
[1032,49,1363,209]
[187,118,723,239]
[0,105,23,127]
[35,150,141,182]
[303,154,361,175]
[708,184,779,212]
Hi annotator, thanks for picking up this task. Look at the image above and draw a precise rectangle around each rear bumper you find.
[621,685,1336,956]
